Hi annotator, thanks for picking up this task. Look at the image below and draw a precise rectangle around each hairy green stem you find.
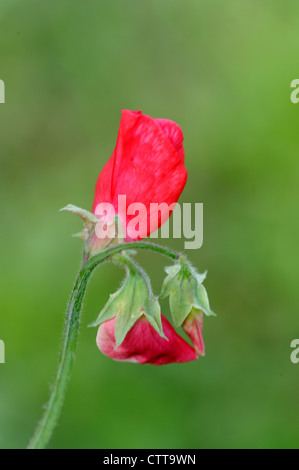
[27,241,179,449]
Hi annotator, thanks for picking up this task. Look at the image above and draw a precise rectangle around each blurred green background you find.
[0,0,298,449]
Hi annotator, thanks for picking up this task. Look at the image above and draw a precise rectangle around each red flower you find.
[92,110,196,365]
[92,110,187,240]
[97,315,198,365]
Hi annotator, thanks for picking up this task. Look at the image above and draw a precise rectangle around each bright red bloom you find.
[92,110,187,240]
[97,315,198,365]
[92,110,196,365]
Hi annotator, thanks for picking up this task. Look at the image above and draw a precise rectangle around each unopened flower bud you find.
[90,266,166,348]
[161,257,215,356]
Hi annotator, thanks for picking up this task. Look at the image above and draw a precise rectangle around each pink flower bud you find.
[161,258,215,356]
[96,314,198,365]
[183,310,205,356]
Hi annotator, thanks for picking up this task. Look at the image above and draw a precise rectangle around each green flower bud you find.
[160,256,215,355]
[90,263,166,348]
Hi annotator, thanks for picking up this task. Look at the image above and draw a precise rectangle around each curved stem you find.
[85,241,179,271]
[27,241,179,449]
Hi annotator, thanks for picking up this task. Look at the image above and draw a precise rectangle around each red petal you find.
[92,110,187,240]
[155,118,184,162]
[183,312,205,356]
[96,315,198,365]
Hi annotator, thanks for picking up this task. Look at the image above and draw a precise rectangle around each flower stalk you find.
[27,241,179,449]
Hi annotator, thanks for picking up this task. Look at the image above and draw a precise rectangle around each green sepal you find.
[60,204,125,256]
[60,204,99,237]
[160,256,215,327]
[89,269,167,348]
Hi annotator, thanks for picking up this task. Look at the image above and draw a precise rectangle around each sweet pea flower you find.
[92,110,198,364]
[97,315,198,365]
[92,109,187,241]
[28,110,214,448]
